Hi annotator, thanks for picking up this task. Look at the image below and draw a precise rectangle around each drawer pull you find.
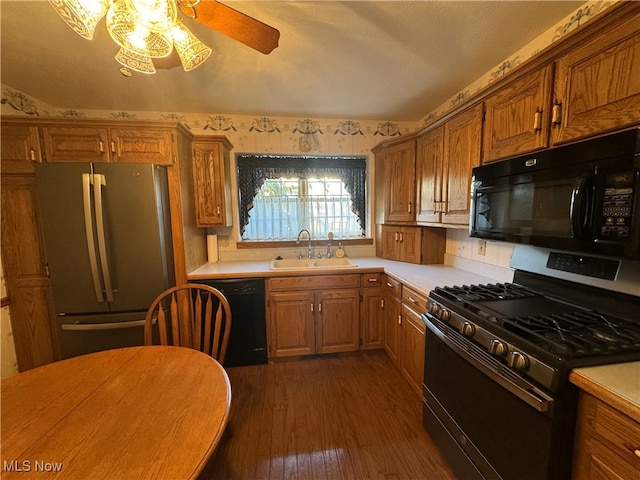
[635,449,640,459]
[386,282,393,288]
[408,296,417,304]
[367,278,377,283]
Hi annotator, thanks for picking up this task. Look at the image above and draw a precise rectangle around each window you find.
[237,155,366,241]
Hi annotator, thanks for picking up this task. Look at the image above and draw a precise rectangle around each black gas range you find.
[422,245,640,480]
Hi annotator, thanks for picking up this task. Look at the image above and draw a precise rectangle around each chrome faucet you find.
[297,229,312,258]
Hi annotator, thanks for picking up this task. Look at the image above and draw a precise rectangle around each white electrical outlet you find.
[478,240,487,256]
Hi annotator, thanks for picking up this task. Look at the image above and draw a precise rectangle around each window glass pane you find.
[244,177,362,240]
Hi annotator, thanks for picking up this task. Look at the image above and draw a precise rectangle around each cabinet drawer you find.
[591,396,640,466]
[269,274,360,291]
[402,286,428,314]
[382,275,401,298]
[361,273,381,287]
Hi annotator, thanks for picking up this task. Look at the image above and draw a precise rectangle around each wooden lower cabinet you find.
[399,285,428,395]
[360,272,384,350]
[400,305,426,396]
[381,275,402,365]
[267,274,361,358]
[572,392,640,480]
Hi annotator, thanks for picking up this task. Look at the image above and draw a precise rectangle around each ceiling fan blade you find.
[180,1,280,55]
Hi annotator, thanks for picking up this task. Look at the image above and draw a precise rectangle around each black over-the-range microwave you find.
[469,128,640,259]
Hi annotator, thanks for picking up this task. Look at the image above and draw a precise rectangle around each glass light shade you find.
[172,20,212,71]
[106,0,173,58]
[128,0,177,33]
[115,48,156,74]
[48,0,109,40]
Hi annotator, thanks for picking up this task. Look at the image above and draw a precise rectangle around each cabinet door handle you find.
[533,107,542,133]
[634,449,640,459]
[310,303,314,312]
[380,298,385,309]
[318,303,322,313]
[551,101,562,127]
[110,141,116,154]
[398,314,402,325]
[30,148,37,161]
[408,202,412,214]
[399,232,404,243]
[394,231,399,242]
[99,140,105,153]
[216,205,221,215]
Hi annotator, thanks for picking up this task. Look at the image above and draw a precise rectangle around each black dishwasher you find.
[199,278,267,367]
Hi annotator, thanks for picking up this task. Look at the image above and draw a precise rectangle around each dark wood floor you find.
[202,351,456,480]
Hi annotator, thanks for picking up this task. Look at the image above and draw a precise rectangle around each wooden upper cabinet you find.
[109,128,174,165]
[192,136,233,227]
[483,65,554,162]
[41,125,175,164]
[416,126,444,223]
[384,139,416,223]
[552,8,640,145]
[42,126,110,163]
[442,103,482,224]
[1,124,43,174]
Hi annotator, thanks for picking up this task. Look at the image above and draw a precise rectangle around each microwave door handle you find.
[570,175,589,238]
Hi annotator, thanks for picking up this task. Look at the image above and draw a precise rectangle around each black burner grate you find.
[434,282,640,358]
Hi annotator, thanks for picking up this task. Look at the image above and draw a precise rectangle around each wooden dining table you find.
[1,346,231,479]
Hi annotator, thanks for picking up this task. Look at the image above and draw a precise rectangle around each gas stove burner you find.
[503,309,640,357]
[439,282,539,303]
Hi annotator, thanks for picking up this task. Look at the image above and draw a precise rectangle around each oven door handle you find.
[425,316,554,414]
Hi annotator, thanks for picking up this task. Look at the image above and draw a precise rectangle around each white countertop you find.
[570,361,640,422]
[188,256,500,296]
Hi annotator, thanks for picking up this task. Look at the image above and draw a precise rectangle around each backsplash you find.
[444,229,515,283]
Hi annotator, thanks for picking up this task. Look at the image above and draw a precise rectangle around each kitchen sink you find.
[269,257,357,270]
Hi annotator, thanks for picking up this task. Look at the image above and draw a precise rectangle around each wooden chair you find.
[144,284,232,364]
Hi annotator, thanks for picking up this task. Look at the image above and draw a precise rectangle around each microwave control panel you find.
[597,171,635,239]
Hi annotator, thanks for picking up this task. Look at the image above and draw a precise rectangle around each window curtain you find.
[237,155,367,238]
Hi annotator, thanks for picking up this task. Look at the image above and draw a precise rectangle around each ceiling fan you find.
[49,0,280,75]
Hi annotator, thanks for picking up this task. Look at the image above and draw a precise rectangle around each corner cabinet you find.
[380,225,445,265]
[384,139,416,223]
[266,274,361,358]
[191,136,233,227]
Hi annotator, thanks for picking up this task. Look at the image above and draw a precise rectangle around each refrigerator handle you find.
[82,174,105,303]
[93,174,115,303]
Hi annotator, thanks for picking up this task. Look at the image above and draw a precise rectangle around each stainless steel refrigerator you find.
[35,162,175,359]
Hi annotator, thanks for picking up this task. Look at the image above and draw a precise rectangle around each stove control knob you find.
[508,351,529,370]
[489,339,508,358]
[429,303,440,316]
[440,309,451,322]
[460,322,475,337]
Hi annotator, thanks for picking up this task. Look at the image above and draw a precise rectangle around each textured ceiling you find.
[1,1,584,121]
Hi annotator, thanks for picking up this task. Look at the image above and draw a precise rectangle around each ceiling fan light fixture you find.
[48,0,109,40]
[106,0,173,58]
[115,47,156,74]
[171,19,211,71]
[128,0,177,33]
